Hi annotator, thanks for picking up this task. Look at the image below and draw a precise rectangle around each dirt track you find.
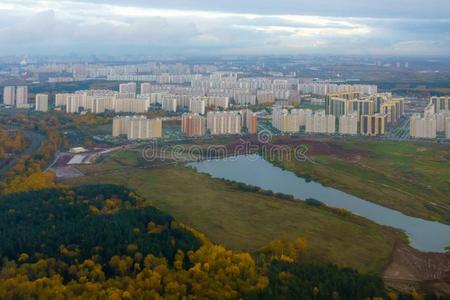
[383,241,450,296]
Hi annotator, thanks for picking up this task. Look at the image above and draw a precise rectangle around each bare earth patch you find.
[383,241,450,296]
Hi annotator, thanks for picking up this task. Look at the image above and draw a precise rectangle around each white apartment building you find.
[445,118,450,139]
[140,82,152,95]
[161,98,177,112]
[272,106,301,133]
[3,86,15,105]
[339,113,359,135]
[55,93,71,107]
[410,113,437,139]
[298,109,313,127]
[66,95,81,113]
[305,110,336,134]
[298,83,377,96]
[436,112,450,133]
[114,98,149,113]
[207,96,229,109]
[35,94,49,112]
[207,111,242,135]
[119,82,137,94]
[150,92,170,105]
[234,93,257,105]
[16,86,28,107]
[189,98,206,115]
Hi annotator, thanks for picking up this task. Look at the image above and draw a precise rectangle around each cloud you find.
[0,0,448,56]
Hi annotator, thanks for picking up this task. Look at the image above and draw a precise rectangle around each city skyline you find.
[0,0,449,56]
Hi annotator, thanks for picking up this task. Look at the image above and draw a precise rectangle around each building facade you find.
[35,94,49,112]
[181,113,206,137]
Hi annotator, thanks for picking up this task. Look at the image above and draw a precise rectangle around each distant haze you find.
[0,0,449,56]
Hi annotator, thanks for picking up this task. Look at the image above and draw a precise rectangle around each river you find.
[189,154,450,253]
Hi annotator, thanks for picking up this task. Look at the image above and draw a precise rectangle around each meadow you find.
[66,149,405,273]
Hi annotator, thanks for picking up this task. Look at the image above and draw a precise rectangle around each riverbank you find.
[64,149,406,273]
[263,136,450,225]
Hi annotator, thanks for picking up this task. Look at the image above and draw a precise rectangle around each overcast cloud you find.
[0,0,448,56]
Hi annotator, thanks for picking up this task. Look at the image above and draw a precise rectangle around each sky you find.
[0,0,449,56]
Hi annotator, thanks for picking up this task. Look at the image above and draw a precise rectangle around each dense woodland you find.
[0,113,66,194]
[0,184,441,299]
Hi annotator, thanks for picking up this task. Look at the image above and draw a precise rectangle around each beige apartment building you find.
[181,113,206,137]
[113,116,162,140]
[3,86,15,105]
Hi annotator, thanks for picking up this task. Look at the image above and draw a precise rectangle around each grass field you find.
[65,149,405,273]
[268,137,450,224]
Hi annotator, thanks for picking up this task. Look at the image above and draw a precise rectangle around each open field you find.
[268,137,450,224]
[65,149,405,273]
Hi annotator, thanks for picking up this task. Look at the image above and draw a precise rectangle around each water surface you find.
[189,155,450,252]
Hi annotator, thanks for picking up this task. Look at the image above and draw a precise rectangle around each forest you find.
[0,184,438,299]
[0,125,28,166]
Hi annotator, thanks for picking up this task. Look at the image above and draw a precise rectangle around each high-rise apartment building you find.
[66,95,80,113]
[360,114,386,136]
[207,111,242,135]
[189,98,206,115]
[272,106,301,133]
[234,93,257,105]
[3,86,15,105]
[113,116,162,140]
[140,82,152,95]
[119,82,137,98]
[325,97,348,117]
[257,91,276,104]
[112,116,129,137]
[325,92,361,114]
[410,113,437,139]
[244,109,258,134]
[114,98,149,113]
[338,113,359,135]
[181,113,206,137]
[161,98,177,112]
[445,118,450,139]
[380,99,404,124]
[16,86,28,107]
[305,110,336,134]
[436,112,450,133]
[35,94,49,112]
[55,93,71,107]
[347,99,376,117]
[431,96,449,113]
[119,82,137,94]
